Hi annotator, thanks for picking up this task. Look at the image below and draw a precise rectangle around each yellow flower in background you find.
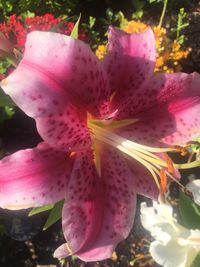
[122,20,147,33]
[95,44,107,60]
[122,20,190,73]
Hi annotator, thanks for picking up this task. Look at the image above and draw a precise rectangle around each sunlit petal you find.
[0,142,73,209]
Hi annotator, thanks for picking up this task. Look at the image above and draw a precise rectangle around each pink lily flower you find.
[0,27,200,261]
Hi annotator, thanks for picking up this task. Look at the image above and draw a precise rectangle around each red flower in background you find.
[0,14,88,50]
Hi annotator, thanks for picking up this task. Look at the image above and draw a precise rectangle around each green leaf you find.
[29,203,54,216]
[89,16,96,29]
[117,11,128,28]
[43,200,64,230]
[192,252,200,267]
[132,0,145,9]
[4,106,15,118]
[132,10,144,19]
[179,191,200,229]
[20,10,35,20]
[148,0,163,3]
[0,89,15,106]
[70,14,81,39]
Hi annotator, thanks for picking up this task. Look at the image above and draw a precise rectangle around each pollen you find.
[160,168,168,195]
[164,154,175,174]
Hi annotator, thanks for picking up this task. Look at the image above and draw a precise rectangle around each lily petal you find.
[54,149,105,259]
[119,73,200,146]
[186,179,200,206]
[127,160,158,200]
[1,31,110,118]
[36,104,92,151]
[115,70,200,118]
[0,142,73,209]
[104,27,156,102]
[55,148,137,261]
[77,148,137,261]
[150,240,189,267]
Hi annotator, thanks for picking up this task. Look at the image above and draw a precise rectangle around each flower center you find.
[88,116,200,191]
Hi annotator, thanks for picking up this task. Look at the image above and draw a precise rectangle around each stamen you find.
[159,168,168,203]
[88,120,199,190]
[173,145,188,156]
[164,154,175,174]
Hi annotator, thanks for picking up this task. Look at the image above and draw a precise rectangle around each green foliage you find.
[70,14,81,39]
[179,190,200,229]
[131,0,146,19]
[3,106,15,118]
[0,0,14,18]
[101,8,121,27]
[0,60,11,76]
[0,0,79,20]
[19,10,35,20]
[59,258,66,267]
[29,204,55,216]
[82,16,100,49]
[43,200,64,230]
[192,252,200,267]
[0,88,15,124]
[117,11,128,29]
[171,8,189,44]
[148,0,163,3]
[0,89,15,107]
[189,137,200,155]
[29,200,64,230]
[0,106,15,124]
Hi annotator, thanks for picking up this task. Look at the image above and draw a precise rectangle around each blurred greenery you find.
[0,0,79,19]
[192,253,200,267]
[0,0,194,22]
[179,190,200,229]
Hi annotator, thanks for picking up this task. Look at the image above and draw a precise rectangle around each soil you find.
[0,196,159,267]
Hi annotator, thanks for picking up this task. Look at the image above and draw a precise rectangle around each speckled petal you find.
[118,72,200,146]
[1,31,110,118]
[127,159,159,200]
[76,148,137,261]
[120,102,200,147]
[54,148,137,261]
[36,104,91,151]
[55,149,105,259]
[115,69,200,120]
[0,142,73,210]
[104,26,156,102]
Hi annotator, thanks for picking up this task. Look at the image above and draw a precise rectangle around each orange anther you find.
[180,147,188,156]
[173,145,188,156]
[160,168,168,195]
[69,151,76,158]
[164,154,175,174]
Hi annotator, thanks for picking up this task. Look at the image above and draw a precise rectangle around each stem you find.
[158,0,168,28]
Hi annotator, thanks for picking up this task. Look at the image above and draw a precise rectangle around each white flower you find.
[186,179,200,206]
[140,201,200,267]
